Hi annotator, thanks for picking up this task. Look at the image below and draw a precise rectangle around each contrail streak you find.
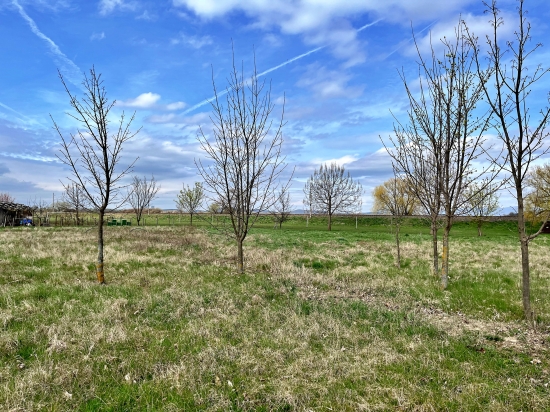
[182,19,382,115]
[384,20,439,60]
[182,46,326,114]
[0,101,29,120]
[358,18,383,32]
[0,101,45,127]
[12,0,82,87]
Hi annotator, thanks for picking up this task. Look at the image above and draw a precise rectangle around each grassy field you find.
[1,218,549,411]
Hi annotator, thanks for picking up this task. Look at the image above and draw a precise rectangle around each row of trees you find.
[51,0,547,322]
[377,0,550,322]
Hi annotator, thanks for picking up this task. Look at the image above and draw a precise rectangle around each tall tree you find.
[53,67,139,284]
[372,174,419,267]
[466,0,550,321]
[175,182,205,226]
[196,52,290,273]
[385,21,494,288]
[303,163,363,231]
[128,175,160,226]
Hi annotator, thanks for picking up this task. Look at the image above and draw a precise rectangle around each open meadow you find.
[1,217,549,411]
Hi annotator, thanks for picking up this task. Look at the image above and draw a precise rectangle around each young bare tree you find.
[0,193,15,203]
[53,67,140,284]
[128,175,160,226]
[304,163,363,231]
[175,182,205,226]
[385,22,495,288]
[195,52,290,273]
[465,181,500,236]
[466,0,550,321]
[62,183,90,225]
[372,173,419,267]
[270,186,293,229]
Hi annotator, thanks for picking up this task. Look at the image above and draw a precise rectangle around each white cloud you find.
[298,65,363,99]
[166,101,186,110]
[402,12,516,58]
[99,0,138,15]
[173,0,475,26]
[171,33,213,49]
[118,92,161,108]
[312,155,359,167]
[90,31,105,41]
[148,113,176,123]
[173,0,475,65]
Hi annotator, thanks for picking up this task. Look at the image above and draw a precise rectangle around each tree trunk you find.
[237,238,244,273]
[96,210,105,284]
[477,221,482,237]
[395,221,401,268]
[190,213,193,226]
[516,200,532,322]
[440,218,451,290]
[328,213,332,231]
[431,218,439,275]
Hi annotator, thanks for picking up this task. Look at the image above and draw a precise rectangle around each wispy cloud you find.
[98,0,137,16]
[12,0,82,87]
[90,31,105,41]
[166,101,186,110]
[182,19,381,115]
[383,20,439,59]
[0,101,30,121]
[171,33,213,49]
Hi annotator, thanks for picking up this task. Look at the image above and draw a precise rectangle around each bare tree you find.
[175,182,205,226]
[0,193,15,203]
[466,0,550,321]
[465,181,500,236]
[270,186,293,229]
[384,21,496,288]
[128,175,160,226]
[195,52,290,273]
[304,163,363,231]
[62,183,90,225]
[372,173,419,267]
[53,67,140,284]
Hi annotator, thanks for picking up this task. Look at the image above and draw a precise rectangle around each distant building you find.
[0,202,34,226]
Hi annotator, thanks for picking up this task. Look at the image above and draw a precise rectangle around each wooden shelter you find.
[0,202,34,226]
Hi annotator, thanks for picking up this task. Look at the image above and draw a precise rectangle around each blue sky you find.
[1,0,550,211]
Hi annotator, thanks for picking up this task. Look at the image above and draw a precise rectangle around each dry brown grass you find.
[0,226,549,410]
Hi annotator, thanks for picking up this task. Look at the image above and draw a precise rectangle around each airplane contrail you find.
[0,101,46,128]
[12,0,82,87]
[0,101,29,120]
[182,19,383,115]
[182,46,326,114]
[384,20,439,60]
[358,18,384,32]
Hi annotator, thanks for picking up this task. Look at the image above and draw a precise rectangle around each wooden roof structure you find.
[0,202,34,213]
